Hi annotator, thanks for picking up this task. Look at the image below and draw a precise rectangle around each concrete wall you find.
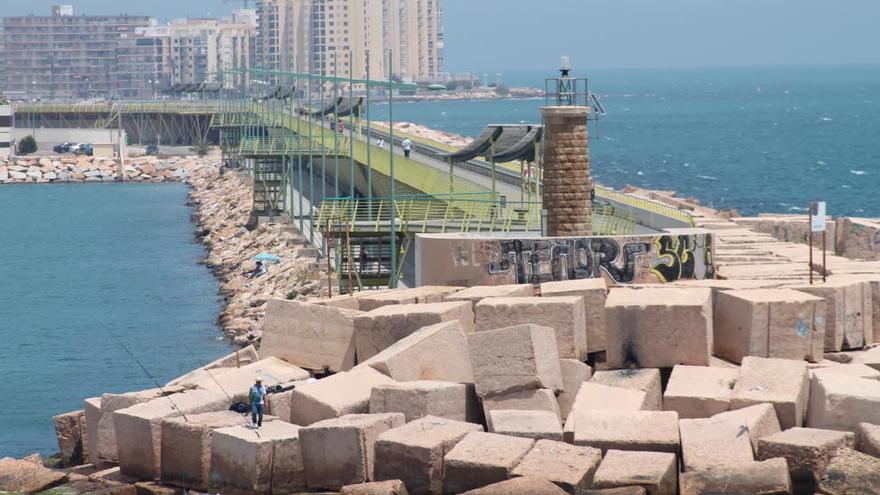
[415,228,715,287]
[11,128,124,152]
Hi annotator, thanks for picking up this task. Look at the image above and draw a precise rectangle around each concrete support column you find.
[541,106,592,236]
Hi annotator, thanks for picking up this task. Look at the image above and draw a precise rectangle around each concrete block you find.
[488,410,563,441]
[355,301,475,361]
[90,388,181,465]
[482,389,560,429]
[53,409,85,467]
[511,439,602,494]
[167,345,259,386]
[757,427,855,492]
[591,450,677,495]
[475,296,587,359]
[582,488,647,495]
[460,477,568,494]
[159,411,244,490]
[679,416,755,472]
[714,289,826,363]
[445,284,535,309]
[730,357,810,429]
[114,389,228,480]
[261,300,361,372]
[364,321,474,383]
[357,286,464,311]
[712,403,782,453]
[374,415,483,495]
[605,288,713,368]
[790,278,873,351]
[289,365,397,426]
[540,278,608,352]
[680,458,792,495]
[557,359,592,421]
[563,383,649,443]
[442,431,535,494]
[572,411,680,454]
[817,447,880,494]
[370,381,477,423]
[175,357,309,403]
[590,369,663,411]
[857,422,880,457]
[663,365,737,419]
[806,372,880,431]
[300,413,405,490]
[84,397,102,466]
[340,480,409,495]
[811,362,880,380]
[210,420,304,495]
[467,324,563,398]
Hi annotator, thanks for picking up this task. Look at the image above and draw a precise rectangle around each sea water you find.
[0,183,231,458]
[370,65,880,217]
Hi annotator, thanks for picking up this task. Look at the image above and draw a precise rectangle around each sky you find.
[7,0,880,71]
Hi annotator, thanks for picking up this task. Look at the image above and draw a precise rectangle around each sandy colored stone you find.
[445,284,535,309]
[174,357,309,403]
[474,296,587,359]
[714,288,826,363]
[370,380,476,423]
[488,410,563,441]
[460,476,568,494]
[467,324,563,398]
[210,420,304,495]
[730,356,810,429]
[818,447,880,495]
[583,488,647,495]
[511,439,601,494]
[572,410,680,454]
[482,388,560,429]
[374,415,483,495]
[53,409,85,467]
[712,403,782,453]
[357,286,464,311]
[167,345,259,386]
[0,457,68,494]
[590,369,662,411]
[679,416,755,472]
[757,427,855,492]
[540,278,608,352]
[339,479,409,495]
[680,458,792,495]
[790,278,873,351]
[604,288,713,368]
[442,431,535,494]
[663,365,737,418]
[563,382,649,442]
[557,359,591,420]
[289,365,397,426]
[261,300,361,372]
[364,320,475,383]
[355,301,475,361]
[159,411,244,490]
[300,413,405,490]
[806,372,880,431]
[592,450,677,495]
[857,422,880,457]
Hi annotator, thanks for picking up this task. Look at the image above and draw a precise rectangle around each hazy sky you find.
[9,0,880,71]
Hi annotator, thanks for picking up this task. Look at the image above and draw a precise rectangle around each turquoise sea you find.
[371,65,880,217]
[0,183,231,458]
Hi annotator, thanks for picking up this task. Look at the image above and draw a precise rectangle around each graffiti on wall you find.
[485,233,714,285]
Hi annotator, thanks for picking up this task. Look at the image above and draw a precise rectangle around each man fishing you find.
[249,376,268,429]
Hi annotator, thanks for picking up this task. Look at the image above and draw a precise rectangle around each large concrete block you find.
[730,357,810,429]
[460,477,568,494]
[340,480,410,495]
[488,410,563,441]
[53,409,85,467]
[374,415,483,495]
[289,365,397,426]
[806,372,880,431]
[114,389,228,480]
[572,411,680,454]
[757,427,855,492]
[261,300,361,372]
[210,420,304,495]
[679,416,755,472]
[663,365,737,419]
[557,359,592,421]
[167,345,259,386]
[857,422,880,457]
[89,388,181,465]
[442,431,535,494]
[160,411,244,490]
[468,324,563,398]
[817,447,880,494]
[482,389,560,429]
[511,439,602,494]
[300,413,405,490]
[446,284,535,309]
[83,397,102,466]
[370,381,476,423]
[175,357,309,403]
[540,278,608,353]
[712,403,782,453]
[604,288,713,368]
[591,450,677,495]
[357,286,464,311]
[563,383,649,443]
[364,321,474,383]
[790,278,873,351]
[356,301,475,361]
[475,296,587,359]
[680,458,792,495]
[590,369,662,411]
[714,289,826,363]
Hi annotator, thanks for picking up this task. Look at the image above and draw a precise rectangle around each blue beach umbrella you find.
[254,253,281,263]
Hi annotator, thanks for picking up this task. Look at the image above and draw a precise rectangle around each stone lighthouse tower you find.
[541,58,593,236]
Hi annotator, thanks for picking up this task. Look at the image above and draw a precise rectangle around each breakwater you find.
[0,155,199,183]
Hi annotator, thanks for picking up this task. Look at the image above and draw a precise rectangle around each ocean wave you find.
[636,171,645,176]
[697,174,719,181]
[817,160,826,165]
[821,117,833,121]
[841,185,852,189]
[788,206,808,212]
[850,170,868,175]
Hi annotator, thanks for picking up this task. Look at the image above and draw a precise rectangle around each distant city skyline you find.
[8,0,880,72]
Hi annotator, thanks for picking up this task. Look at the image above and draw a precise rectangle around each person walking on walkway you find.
[377,138,385,150]
[249,376,268,429]
[402,137,413,158]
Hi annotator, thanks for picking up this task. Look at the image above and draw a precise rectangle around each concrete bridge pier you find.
[540,106,592,236]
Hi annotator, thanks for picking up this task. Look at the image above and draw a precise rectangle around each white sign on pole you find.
[811,201,826,232]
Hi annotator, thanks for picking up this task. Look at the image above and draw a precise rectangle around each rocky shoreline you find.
[0,155,202,184]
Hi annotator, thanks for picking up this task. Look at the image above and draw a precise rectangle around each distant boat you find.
[427,84,446,91]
